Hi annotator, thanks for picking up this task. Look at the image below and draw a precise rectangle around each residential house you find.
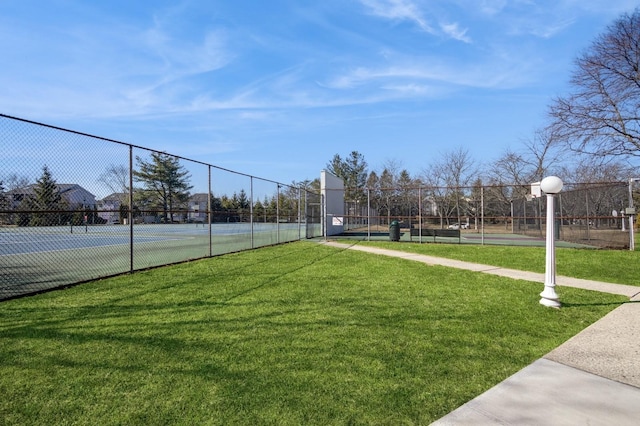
[187,193,209,223]
[97,193,127,224]
[8,183,96,210]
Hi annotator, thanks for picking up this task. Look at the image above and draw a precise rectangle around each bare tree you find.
[422,148,477,227]
[98,164,129,195]
[442,148,478,225]
[441,148,477,188]
[3,173,30,191]
[378,159,404,220]
[549,9,640,159]
[380,158,402,178]
[559,156,633,184]
[490,149,529,186]
[521,128,562,182]
[421,162,455,228]
[492,129,559,186]
[559,157,631,227]
[488,127,561,209]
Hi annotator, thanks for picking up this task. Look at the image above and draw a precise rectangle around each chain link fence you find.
[340,180,638,249]
[0,114,322,300]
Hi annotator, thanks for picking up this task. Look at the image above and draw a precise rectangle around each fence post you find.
[418,187,423,244]
[129,145,134,273]
[586,192,591,242]
[523,198,527,236]
[481,186,485,245]
[298,186,302,240]
[510,200,514,234]
[277,184,280,244]
[321,193,326,240]
[250,177,254,249]
[630,178,636,251]
[558,194,563,240]
[304,190,309,238]
[208,165,212,257]
[367,188,371,241]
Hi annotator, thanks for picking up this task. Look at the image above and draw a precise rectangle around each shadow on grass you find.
[222,242,353,302]
[560,300,636,308]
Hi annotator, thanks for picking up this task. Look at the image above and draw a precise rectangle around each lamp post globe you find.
[540,176,563,308]
[540,176,563,194]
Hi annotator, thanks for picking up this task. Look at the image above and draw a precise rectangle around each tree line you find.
[0,152,316,226]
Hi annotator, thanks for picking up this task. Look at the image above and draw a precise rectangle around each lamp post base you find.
[540,286,561,308]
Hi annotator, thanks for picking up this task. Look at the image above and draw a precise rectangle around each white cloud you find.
[471,0,633,39]
[2,0,629,126]
[528,18,575,38]
[440,22,471,43]
[358,0,434,33]
[323,61,517,92]
[358,0,477,43]
[381,83,430,95]
[142,21,233,78]
[477,0,509,16]
[1,6,237,120]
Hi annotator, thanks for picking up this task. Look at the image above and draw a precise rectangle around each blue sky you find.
[1,0,638,192]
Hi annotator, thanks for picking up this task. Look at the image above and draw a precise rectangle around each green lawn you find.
[349,240,640,286]
[0,241,630,425]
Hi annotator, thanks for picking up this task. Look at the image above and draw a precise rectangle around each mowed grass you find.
[351,240,640,286]
[0,241,629,425]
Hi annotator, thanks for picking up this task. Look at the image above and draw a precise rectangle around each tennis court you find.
[0,223,317,300]
[338,227,598,248]
[0,223,289,255]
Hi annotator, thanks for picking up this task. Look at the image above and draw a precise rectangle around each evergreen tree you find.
[237,189,250,209]
[29,165,64,226]
[253,199,265,222]
[133,153,193,223]
[326,151,368,202]
[397,169,418,217]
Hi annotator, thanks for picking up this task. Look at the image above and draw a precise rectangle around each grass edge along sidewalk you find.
[0,241,629,425]
[341,239,640,288]
[326,240,640,298]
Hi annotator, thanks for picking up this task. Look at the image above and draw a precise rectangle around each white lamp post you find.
[540,176,563,308]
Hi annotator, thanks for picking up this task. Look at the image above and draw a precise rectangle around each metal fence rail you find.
[0,114,322,300]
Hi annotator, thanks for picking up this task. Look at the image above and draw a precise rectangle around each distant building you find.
[187,193,209,223]
[97,193,127,224]
[59,184,97,208]
[95,192,210,224]
[423,195,438,216]
[8,184,96,209]
[4,184,97,226]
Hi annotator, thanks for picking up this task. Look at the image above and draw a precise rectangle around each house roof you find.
[190,193,209,202]
[100,193,128,201]
[8,183,95,199]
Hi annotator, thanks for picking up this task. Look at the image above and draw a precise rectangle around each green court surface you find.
[0,223,319,300]
[339,228,598,249]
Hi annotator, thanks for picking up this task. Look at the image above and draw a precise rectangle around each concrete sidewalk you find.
[320,241,640,425]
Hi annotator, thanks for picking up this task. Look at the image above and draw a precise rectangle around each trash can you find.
[389,220,400,241]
